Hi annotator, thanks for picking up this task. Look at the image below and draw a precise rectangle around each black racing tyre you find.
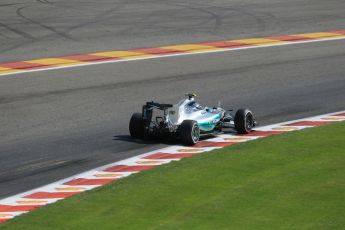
[234,109,254,134]
[129,113,145,139]
[180,120,200,145]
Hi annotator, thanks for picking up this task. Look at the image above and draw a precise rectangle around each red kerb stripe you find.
[200,41,251,48]
[62,54,116,62]
[0,204,42,212]
[129,47,182,55]
[63,178,116,186]
[103,165,156,172]
[333,112,345,117]
[0,219,10,223]
[285,121,329,126]
[144,153,195,159]
[238,131,283,137]
[24,192,79,199]
[265,35,312,41]
[0,62,48,69]
[194,141,237,148]
[331,30,345,35]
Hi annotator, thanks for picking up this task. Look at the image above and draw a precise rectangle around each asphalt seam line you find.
[0,29,344,77]
[0,110,345,223]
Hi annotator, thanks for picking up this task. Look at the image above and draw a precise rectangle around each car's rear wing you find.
[144,101,173,110]
[142,101,173,121]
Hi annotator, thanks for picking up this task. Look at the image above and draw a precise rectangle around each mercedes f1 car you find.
[129,93,257,145]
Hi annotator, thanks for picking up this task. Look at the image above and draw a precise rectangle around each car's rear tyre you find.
[180,120,200,145]
[234,109,254,134]
[129,113,145,139]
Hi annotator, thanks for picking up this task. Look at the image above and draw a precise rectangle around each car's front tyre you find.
[234,109,255,134]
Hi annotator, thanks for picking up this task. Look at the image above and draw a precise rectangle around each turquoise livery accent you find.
[198,114,221,131]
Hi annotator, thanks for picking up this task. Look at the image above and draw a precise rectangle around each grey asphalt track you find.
[0,0,345,199]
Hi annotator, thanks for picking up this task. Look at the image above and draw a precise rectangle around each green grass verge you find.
[2,122,345,230]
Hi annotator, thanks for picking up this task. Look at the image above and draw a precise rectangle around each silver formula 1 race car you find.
[129,93,257,145]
